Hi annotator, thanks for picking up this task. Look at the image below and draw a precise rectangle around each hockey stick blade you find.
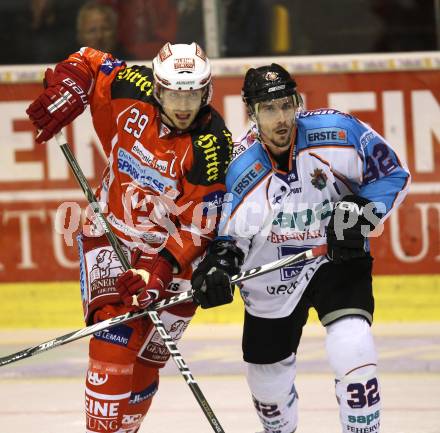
[0,245,326,367]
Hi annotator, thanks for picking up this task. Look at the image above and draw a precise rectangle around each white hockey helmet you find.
[152,42,212,106]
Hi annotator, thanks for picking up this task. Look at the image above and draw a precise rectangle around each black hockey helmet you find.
[242,63,300,110]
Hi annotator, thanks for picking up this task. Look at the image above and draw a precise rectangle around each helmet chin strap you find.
[160,111,178,129]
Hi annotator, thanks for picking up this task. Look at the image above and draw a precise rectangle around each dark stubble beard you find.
[271,123,295,149]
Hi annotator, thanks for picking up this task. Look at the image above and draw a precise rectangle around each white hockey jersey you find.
[218,109,411,319]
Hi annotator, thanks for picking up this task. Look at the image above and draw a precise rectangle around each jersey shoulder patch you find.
[298,108,354,119]
[111,65,155,103]
[186,108,233,186]
[231,126,259,160]
[296,109,359,151]
[226,141,271,198]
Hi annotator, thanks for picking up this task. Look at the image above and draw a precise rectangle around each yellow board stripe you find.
[0,274,439,328]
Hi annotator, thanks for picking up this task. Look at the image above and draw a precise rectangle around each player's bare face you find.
[256,96,297,154]
[160,88,204,130]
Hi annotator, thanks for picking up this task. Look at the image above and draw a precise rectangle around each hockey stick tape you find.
[132,268,151,284]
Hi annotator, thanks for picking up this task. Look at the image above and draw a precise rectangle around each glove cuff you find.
[338,194,381,229]
[208,239,245,274]
[54,62,92,93]
[132,250,173,291]
[340,194,371,206]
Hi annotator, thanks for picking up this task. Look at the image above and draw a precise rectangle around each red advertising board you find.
[0,55,439,282]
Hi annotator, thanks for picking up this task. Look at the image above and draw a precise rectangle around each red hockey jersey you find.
[66,47,232,270]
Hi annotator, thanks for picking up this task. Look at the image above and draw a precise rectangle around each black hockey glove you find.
[326,195,381,264]
[192,240,244,309]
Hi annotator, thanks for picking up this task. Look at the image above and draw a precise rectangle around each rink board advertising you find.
[0,53,439,281]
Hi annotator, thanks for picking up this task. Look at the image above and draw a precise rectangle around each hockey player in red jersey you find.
[26,42,235,432]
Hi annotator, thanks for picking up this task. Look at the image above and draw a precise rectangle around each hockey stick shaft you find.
[56,131,224,432]
[0,244,327,367]
[231,244,327,284]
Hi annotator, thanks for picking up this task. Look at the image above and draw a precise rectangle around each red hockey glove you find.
[26,63,91,143]
[115,250,173,311]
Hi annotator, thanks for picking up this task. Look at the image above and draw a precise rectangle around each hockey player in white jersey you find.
[191,63,410,433]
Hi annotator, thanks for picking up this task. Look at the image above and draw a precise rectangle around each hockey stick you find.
[0,244,326,368]
[56,131,225,432]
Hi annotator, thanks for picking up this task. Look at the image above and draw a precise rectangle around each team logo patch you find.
[232,160,267,196]
[310,168,328,190]
[100,57,124,75]
[265,71,279,81]
[306,127,348,144]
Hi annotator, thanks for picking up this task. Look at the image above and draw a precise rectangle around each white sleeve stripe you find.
[47,91,73,113]
[85,388,132,400]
